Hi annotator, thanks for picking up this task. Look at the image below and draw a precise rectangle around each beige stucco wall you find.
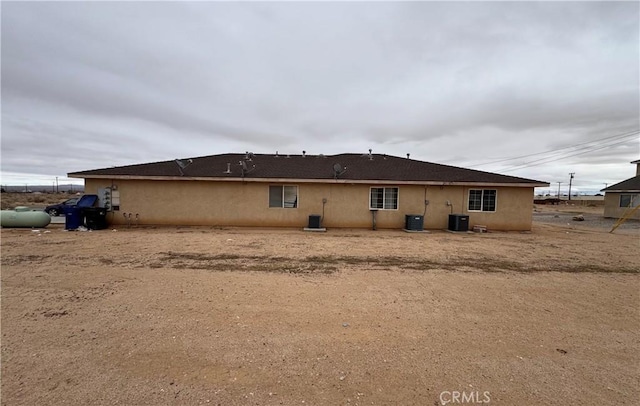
[85,179,536,230]
[603,193,640,220]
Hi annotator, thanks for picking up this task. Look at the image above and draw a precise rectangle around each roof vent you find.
[224,162,232,174]
[302,150,306,157]
[275,151,279,157]
[368,149,373,160]
[406,153,410,159]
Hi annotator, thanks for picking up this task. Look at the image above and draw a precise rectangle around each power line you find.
[469,129,639,167]
[471,129,638,167]
[497,135,639,173]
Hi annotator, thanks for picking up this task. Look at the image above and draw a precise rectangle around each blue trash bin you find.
[64,207,85,230]
[63,194,99,230]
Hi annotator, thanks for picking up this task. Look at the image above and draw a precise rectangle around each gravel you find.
[533,211,640,231]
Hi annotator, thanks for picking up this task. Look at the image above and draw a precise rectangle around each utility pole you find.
[568,173,575,201]
[56,177,59,193]
[557,182,561,198]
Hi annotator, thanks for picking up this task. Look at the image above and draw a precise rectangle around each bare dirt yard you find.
[1,208,638,405]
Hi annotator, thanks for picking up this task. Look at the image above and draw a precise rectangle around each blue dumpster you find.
[64,195,98,230]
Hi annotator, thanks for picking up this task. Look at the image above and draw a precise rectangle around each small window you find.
[619,194,639,208]
[269,185,298,208]
[468,189,497,212]
[370,187,398,210]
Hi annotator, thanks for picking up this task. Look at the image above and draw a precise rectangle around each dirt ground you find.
[1,209,639,405]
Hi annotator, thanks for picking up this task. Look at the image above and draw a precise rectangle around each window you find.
[269,185,298,208]
[468,189,497,212]
[619,194,639,208]
[370,187,398,210]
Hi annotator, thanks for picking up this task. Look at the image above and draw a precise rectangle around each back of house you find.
[68,152,549,231]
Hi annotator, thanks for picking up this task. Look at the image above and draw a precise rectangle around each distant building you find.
[601,160,640,220]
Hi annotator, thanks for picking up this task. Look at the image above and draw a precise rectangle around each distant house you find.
[68,152,548,231]
[601,160,640,220]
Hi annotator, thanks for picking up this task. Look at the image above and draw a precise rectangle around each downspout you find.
[461,187,466,214]
[423,186,429,217]
[321,198,327,226]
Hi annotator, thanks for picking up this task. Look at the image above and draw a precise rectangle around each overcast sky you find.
[2,1,638,193]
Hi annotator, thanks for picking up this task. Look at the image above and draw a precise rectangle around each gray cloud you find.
[1,1,638,191]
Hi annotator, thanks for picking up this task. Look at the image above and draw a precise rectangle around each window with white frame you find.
[370,187,398,210]
[619,194,639,208]
[468,189,497,212]
[269,185,298,208]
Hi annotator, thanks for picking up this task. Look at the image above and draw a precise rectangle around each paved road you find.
[49,216,65,224]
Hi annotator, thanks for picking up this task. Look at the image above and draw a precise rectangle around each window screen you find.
[269,185,297,208]
[468,189,497,212]
[370,187,398,210]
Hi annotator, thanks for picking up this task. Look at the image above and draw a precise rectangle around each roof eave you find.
[69,173,548,188]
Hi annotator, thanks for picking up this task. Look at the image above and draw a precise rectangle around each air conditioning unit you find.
[448,214,469,232]
[405,214,424,231]
[308,215,322,229]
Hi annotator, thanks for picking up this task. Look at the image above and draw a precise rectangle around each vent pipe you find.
[407,153,410,159]
[224,163,232,174]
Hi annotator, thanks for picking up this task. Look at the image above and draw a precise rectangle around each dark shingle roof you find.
[68,153,547,185]
[602,176,640,192]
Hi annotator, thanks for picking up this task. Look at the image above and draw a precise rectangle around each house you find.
[601,160,640,220]
[68,152,549,231]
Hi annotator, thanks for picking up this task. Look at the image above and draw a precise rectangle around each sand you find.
[1,213,638,405]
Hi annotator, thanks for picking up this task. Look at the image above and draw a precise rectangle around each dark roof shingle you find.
[602,176,640,192]
[68,153,547,185]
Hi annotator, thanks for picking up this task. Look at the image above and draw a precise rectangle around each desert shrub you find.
[1,192,74,209]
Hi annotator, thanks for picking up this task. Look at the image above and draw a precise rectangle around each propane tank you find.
[1,207,52,228]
